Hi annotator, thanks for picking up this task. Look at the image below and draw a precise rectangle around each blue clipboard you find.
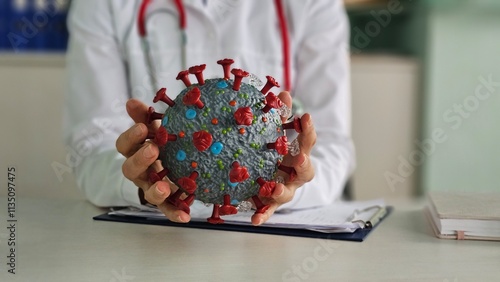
[93,206,392,242]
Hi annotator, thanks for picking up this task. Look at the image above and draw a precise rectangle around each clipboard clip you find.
[347,205,387,229]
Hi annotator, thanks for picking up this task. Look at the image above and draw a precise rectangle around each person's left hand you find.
[251,91,316,225]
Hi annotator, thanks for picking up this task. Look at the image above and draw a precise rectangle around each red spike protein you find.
[149,59,297,224]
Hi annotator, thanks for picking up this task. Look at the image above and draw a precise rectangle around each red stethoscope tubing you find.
[274,0,291,92]
[172,0,187,30]
[137,0,151,37]
[137,0,291,91]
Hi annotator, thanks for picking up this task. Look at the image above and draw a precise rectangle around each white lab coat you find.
[64,0,355,209]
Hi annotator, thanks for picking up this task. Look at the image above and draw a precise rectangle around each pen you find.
[366,206,387,228]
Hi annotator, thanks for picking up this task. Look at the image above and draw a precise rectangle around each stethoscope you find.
[136,0,292,92]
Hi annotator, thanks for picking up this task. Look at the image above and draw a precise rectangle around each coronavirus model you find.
[147,59,302,224]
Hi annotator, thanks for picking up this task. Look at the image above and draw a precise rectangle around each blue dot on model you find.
[210,142,224,155]
[176,150,186,161]
[217,81,228,88]
[185,109,197,120]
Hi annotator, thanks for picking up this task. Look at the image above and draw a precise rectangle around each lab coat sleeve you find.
[280,0,355,209]
[64,0,141,207]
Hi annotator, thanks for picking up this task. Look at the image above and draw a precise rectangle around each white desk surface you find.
[0,197,498,282]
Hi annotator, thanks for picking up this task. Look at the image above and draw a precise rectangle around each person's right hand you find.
[116,98,191,223]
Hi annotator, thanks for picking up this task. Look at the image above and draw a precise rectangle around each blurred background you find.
[1,0,499,201]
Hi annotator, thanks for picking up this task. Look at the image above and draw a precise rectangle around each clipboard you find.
[93,205,392,242]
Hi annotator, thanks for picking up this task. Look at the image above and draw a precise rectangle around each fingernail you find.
[128,99,139,109]
[278,186,284,197]
[274,185,284,197]
[134,124,143,137]
[300,154,308,167]
[155,184,166,195]
[178,214,189,223]
[143,144,155,158]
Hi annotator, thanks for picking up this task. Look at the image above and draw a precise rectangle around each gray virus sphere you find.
[147,59,302,223]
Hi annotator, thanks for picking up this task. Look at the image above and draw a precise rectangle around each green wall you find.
[422,2,500,193]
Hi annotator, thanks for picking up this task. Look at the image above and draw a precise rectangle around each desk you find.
[0,197,498,281]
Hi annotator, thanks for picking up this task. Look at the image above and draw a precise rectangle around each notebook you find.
[425,191,500,241]
[94,199,391,242]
